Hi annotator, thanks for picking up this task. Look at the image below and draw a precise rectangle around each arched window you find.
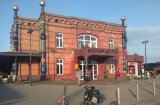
[78,34,97,49]
[109,38,114,49]
[110,61,115,74]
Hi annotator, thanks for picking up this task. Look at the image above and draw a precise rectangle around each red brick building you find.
[8,1,127,81]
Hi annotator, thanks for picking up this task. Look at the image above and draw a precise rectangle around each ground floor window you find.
[110,61,115,74]
[56,59,63,75]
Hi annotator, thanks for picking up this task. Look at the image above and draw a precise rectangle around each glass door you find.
[92,64,98,80]
[79,61,85,80]
[79,61,98,80]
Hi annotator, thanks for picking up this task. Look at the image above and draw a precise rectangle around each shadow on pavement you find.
[128,89,136,99]
[140,87,153,95]
[52,85,106,105]
[53,87,84,105]
[110,101,118,105]
[99,93,106,104]
[142,80,160,89]
[0,84,24,105]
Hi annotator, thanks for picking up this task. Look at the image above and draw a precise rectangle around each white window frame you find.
[110,61,115,74]
[56,59,63,75]
[56,32,63,48]
[78,34,97,49]
[109,38,114,49]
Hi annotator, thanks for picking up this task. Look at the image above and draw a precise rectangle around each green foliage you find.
[2,72,8,78]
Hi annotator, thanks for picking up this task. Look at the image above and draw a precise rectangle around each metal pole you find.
[145,43,147,79]
[140,64,143,80]
[142,40,149,79]
[30,33,32,86]
[136,83,139,100]
[117,85,120,105]
[145,43,147,65]
[62,81,67,105]
[153,81,156,96]
[139,62,143,80]
[15,56,17,81]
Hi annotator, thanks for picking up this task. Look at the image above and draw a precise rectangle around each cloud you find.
[127,26,160,63]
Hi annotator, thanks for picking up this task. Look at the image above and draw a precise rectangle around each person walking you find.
[116,67,120,81]
[88,68,92,81]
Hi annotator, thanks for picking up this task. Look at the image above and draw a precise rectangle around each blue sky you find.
[0,0,160,63]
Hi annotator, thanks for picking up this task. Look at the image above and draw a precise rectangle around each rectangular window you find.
[56,33,63,48]
[56,59,63,75]
[110,61,115,74]
[109,38,114,49]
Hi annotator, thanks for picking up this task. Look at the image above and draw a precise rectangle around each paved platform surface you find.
[0,78,160,105]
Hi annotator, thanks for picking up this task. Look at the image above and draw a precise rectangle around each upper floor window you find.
[109,38,114,49]
[56,33,63,48]
[78,34,97,49]
[56,59,63,75]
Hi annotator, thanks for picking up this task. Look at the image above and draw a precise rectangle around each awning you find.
[0,51,41,73]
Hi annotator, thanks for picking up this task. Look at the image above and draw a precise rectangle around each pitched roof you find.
[127,54,144,62]
[45,12,122,26]
[17,12,122,27]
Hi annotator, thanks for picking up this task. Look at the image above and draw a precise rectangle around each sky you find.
[0,0,160,63]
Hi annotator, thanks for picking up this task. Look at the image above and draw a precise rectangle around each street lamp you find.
[13,5,19,81]
[142,40,149,79]
[27,22,33,86]
[121,16,126,26]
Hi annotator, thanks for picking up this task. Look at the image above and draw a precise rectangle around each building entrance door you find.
[79,61,85,80]
[92,64,98,80]
[79,61,98,80]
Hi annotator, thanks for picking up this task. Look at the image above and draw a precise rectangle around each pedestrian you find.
[76,69,81,86]
[88,68,92,81]
[116,67,120,81]
[116,72,120,81]
[130,70,134,81]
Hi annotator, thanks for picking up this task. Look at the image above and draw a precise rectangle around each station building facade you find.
[9,1,127,81]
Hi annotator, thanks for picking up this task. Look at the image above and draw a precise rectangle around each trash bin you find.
[158,74,160,79]
[3,78,8,83]
[13,75,16,81]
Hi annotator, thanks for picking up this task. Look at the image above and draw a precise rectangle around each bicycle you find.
[79,100,92,105]
[79,86,101,105]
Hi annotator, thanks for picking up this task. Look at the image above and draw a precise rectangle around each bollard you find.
[153,81,156,96]
[117,85,120,105]
[62,96,65,105]
[136,83,139,100]
[63,84,67,105]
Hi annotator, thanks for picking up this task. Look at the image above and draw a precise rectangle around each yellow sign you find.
[75,64,79,70]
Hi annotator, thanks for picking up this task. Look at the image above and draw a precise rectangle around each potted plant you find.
[2,72,8,83]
